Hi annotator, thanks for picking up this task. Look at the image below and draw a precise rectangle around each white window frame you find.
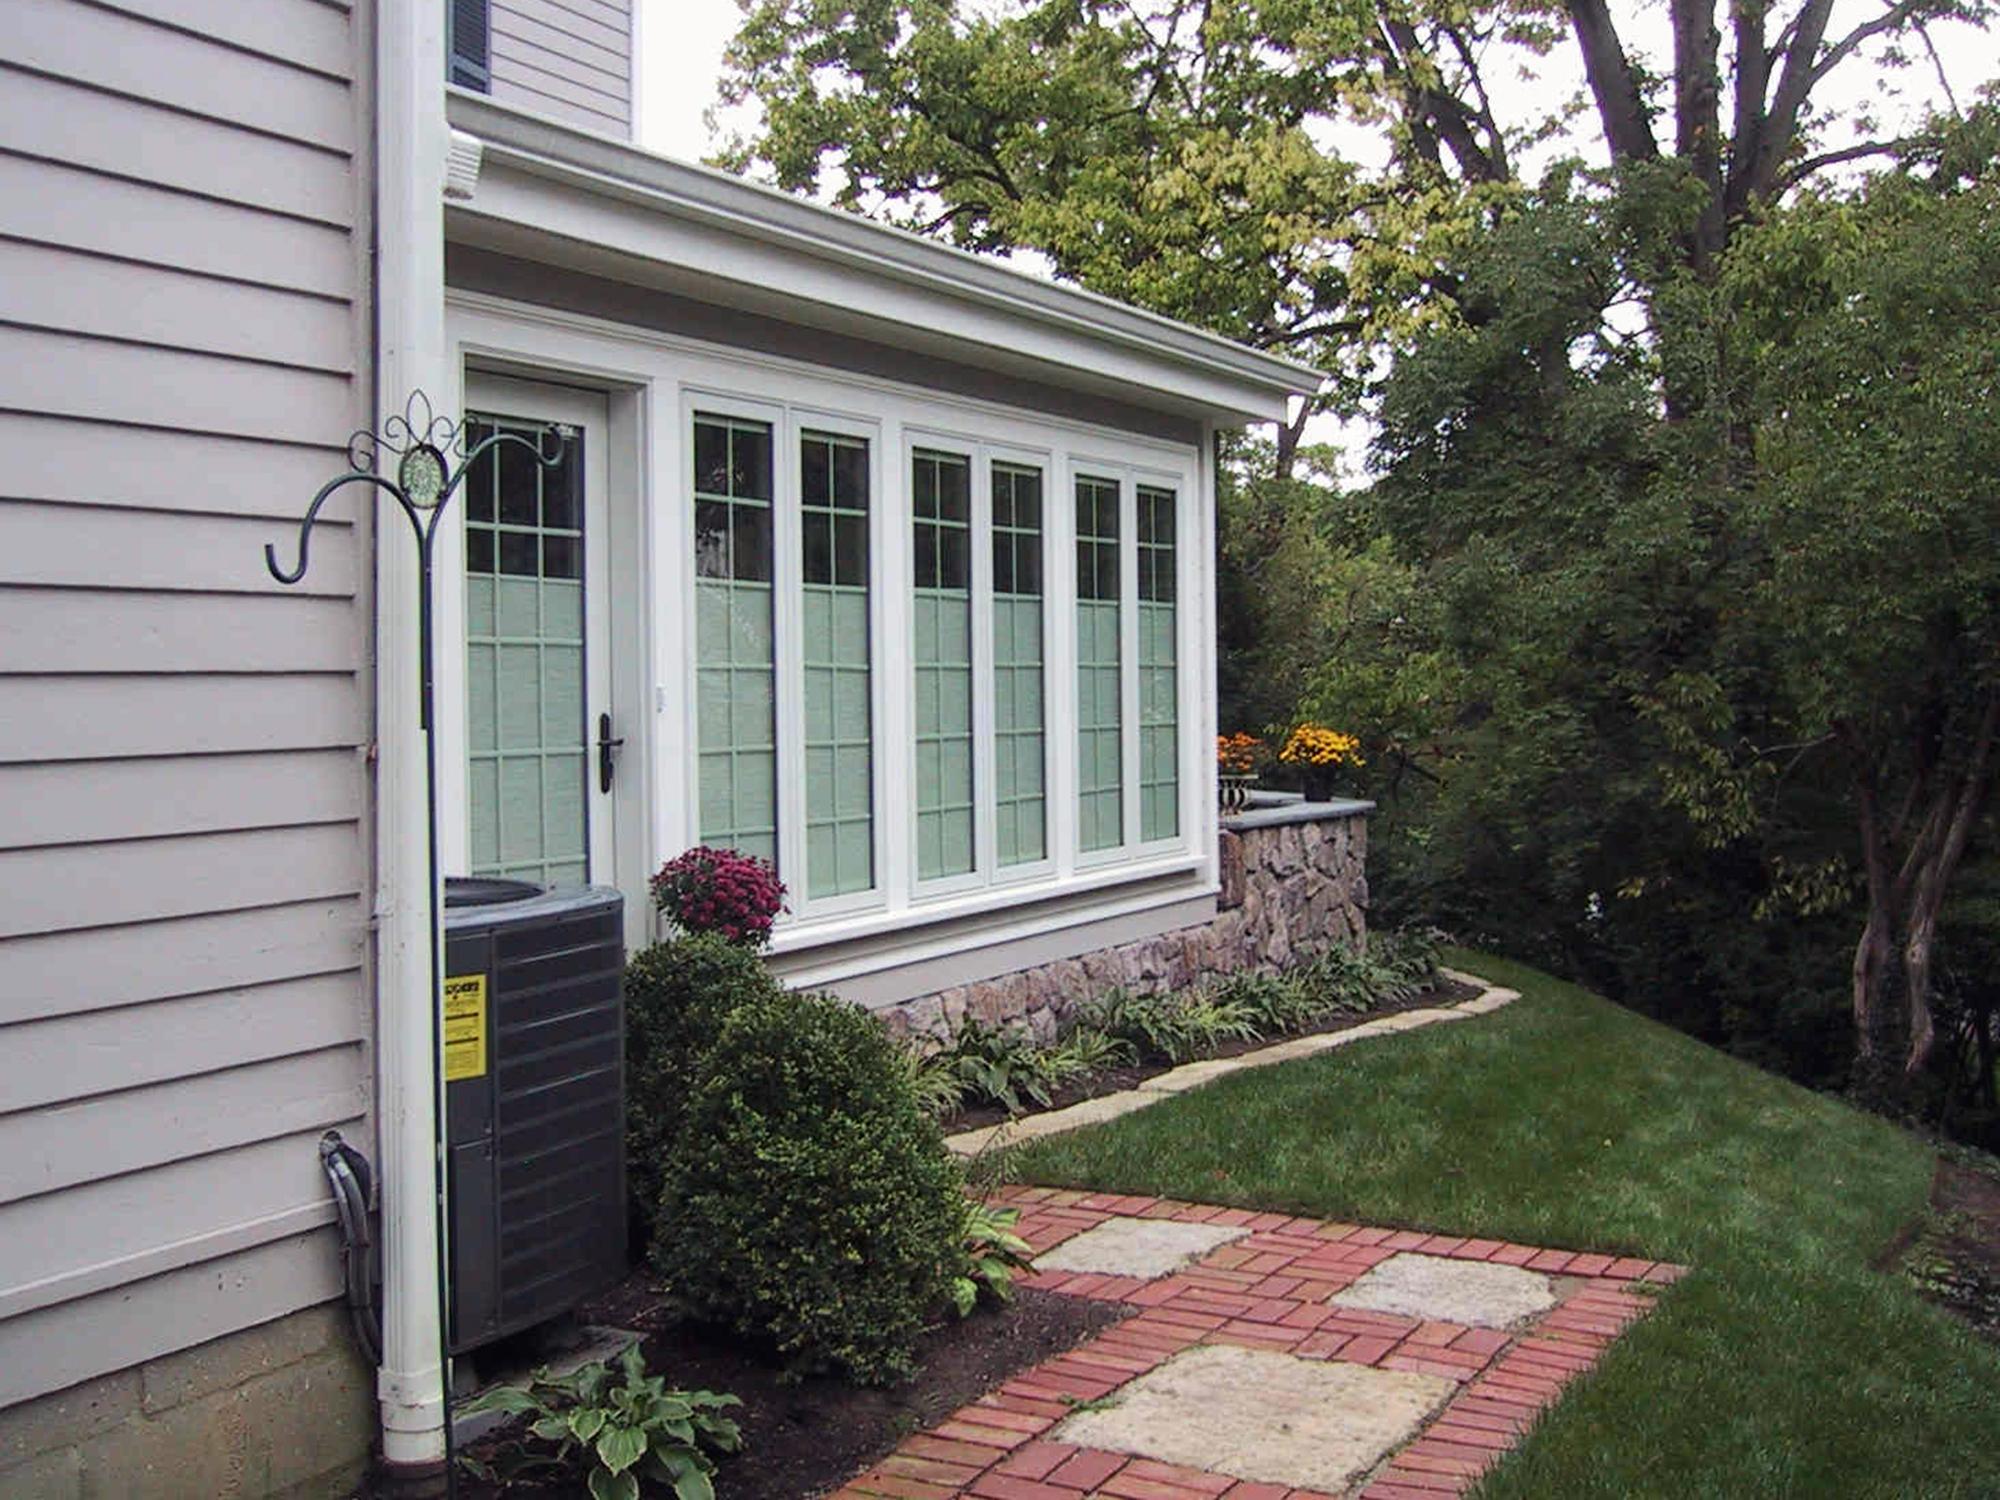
[445,291,1208,960]
[901,431,1061,902]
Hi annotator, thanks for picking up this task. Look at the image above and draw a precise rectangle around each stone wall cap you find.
[1221,795,1375,831]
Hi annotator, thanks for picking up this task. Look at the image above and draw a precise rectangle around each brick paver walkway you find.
[828,1186,1688,1500]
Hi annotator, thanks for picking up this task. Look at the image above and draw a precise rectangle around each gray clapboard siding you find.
[0,1045,368,1205]
[490,0,631,136]
[0,1232,341,1410]
[490,6,627,78]
[0,503,356,597]
[92,0,356,76]
[0,675,361,763]
[0,590,361,674]
[0,66,353,227]
[0,1128,362,1320]
[0,414,359,520]
[0,826,363,940]
[0,0,374,1414]
[0,328,354,446]
[0,751,362,850]
[0,972,368,1115]
[489,58,628,133]
[9,0,354,151]
[0,154,355,299]
[0,240,355,374]
[0,899,366,1028]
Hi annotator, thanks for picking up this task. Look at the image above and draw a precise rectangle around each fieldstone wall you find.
[883,805,1368,1040]
[0,1305,372,1500]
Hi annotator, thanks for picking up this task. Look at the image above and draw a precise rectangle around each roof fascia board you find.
[445,91,1323,420]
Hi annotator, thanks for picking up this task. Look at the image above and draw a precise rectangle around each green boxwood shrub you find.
[652,989,967,1385]
[624,935,786,1242]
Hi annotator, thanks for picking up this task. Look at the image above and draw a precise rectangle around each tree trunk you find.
[1851,777,1895,1066]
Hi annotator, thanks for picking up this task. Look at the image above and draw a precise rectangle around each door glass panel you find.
[464,413,590,887]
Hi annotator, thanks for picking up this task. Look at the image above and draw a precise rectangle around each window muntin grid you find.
[1137,484,1179,842]
[1075,474,1123,853]
[464,412,590,887]
[693,414,778,864]
[801,430,875,899]
[992,462,1046,867]
[913,449,974,881]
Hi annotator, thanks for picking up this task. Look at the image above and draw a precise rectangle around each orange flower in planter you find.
[1216,732,1263,774]
[1279,724,1364,768]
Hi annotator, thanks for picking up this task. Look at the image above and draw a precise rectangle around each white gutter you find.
[374,0,451,1476]
[443,91,1324,411]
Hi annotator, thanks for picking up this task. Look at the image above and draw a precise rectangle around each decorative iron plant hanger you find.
[265,390,568,1490]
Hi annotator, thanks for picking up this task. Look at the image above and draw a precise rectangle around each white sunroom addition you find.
[437,91,1321,1009]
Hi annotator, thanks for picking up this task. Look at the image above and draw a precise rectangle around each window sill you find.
[765,851,1208,960]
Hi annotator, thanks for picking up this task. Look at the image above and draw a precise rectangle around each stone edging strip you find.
[945,968,1520,1157]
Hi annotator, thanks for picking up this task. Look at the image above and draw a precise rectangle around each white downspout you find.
[373,0,451,1475]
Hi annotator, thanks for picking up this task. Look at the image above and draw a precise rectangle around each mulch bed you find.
[939,975,1485,1135]
[453,1283,1127,1500]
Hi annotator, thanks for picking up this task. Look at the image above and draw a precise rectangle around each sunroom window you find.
[1137,485,1179,842]
[991,462,1047,867]
[800,431,875,899]
[1075,475,1123,854]
[913,449,974,881]
[693,415,777,864]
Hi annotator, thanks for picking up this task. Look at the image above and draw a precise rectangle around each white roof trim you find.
[444,90,1323,424]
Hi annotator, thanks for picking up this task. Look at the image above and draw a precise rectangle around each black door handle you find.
[597,712,624,793]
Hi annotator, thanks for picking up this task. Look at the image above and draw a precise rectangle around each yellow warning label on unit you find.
[443,975,488,1082]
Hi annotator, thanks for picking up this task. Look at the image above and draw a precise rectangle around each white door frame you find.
[436,370,651,947]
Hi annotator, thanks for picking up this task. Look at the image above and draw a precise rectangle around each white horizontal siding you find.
[0,240,355,374]
[8,0,355,151]
[0,413,359,520]
[0,154,355,299]
[0,751,362,849]
[0,899,366,1029]
[0,1047,368,1205]
[0,502,357,597]
[490,0,631,136]
[0,1128,363,1319]
[0,1232,343,1410]
[0,826,364,941]
[0,675,361,763]
[0,65,353,227]
[0,0,374,1411]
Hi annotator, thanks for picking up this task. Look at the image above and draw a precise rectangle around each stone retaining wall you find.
[0,1305,372,1500]
[883,804,1368,1040]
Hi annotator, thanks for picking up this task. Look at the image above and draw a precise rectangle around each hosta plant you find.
[950,1201,1034,1316]
[459,1344,741,1500]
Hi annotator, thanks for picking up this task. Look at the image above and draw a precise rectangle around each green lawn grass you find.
[1008,953,2000,1498]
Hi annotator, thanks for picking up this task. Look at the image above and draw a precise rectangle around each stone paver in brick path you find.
[826,1187,1689,1500]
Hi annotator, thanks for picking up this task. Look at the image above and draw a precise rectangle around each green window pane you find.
[464,411,591,886]
[994,465,1046,865]
[803,431,874,898]
[915,449,976,882]
[693,414,778,861]
[1138,486,1178,842]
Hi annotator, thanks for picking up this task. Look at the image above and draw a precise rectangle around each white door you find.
[459,375,630,904]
